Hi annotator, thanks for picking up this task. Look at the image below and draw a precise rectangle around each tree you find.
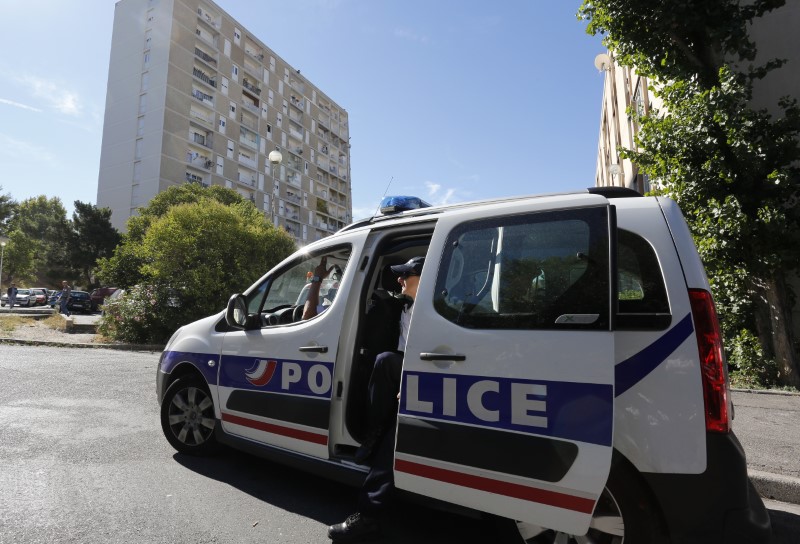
[0,229,37,285]
[579,1,800,387]
[0,186,16,235]
[11,196,73,286]
[68,201,121,288]
[98,185,295,344]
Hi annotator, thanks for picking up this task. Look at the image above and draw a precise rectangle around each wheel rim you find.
[166,385,216,446]
[515,486,624,543]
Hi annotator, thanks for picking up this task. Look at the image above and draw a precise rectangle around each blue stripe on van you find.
[615,313,694,397]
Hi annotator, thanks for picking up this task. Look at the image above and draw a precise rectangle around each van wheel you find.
[508,460,666,543]
[160,375,219,455]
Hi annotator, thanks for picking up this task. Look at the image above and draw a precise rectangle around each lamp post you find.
[0,240,6,299]
[268,148,283,224]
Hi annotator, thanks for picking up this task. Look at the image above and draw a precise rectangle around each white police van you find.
[157,188,770,543]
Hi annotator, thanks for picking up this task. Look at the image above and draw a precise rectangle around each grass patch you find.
[41,314,68,332]
[0,315,28,334]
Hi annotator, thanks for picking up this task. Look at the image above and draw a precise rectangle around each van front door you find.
[217,239,361,459]
[396,194,616,535]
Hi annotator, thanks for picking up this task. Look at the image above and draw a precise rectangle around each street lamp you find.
[268,148,283,223]
[0,240,6,298]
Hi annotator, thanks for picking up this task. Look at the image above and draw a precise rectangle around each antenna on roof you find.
[374,176,393,216]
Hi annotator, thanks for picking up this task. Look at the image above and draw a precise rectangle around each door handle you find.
[420,352,466,362]
[299,345,328,353]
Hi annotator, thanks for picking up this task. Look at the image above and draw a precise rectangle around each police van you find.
[157,188,770,543]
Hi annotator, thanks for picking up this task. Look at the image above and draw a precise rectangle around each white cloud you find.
[425,181,457,205]
[18,75,82,116]
[0,133,56,163]
[393,27,430,44]
[0,98,42,113]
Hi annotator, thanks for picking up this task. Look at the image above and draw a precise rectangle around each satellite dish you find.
[594,53,612,72]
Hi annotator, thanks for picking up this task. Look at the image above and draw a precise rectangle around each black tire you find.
[504,456,667,543]
[160,375,219,455]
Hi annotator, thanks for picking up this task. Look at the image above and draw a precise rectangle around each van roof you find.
[340,187,643,234]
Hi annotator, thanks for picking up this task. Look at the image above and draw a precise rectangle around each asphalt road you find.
[0,345,798,543]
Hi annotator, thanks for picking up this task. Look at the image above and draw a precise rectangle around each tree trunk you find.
[752,273,800,388]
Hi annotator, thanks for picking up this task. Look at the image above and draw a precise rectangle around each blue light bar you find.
[379,195,432,215]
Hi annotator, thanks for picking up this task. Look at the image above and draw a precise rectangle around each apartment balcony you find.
[285,192,302,205]
[194,47,217,67]
[240,114,258,131]
[197,7,220,29]
[243,61,262,80]
[237,173,256,187]
[191,89,214,107]
[189,108,214,127]
[193,67,217,88]
[190,131,213,150]
[288,127,303,141]
[242,102,259,115]
[245,46,264,62]
[185,172,208,187]
[187,153,213,170]
[288,109,303,124]
[194,27,218,50]
[242,78,261,96]
[286,172,302,187]
[238,154,257,169]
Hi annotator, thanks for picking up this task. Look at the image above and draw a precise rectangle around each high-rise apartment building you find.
[97,0,352,243]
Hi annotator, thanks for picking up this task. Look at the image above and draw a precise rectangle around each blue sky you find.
[0,0,604,222]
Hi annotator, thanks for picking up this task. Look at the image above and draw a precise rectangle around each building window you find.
[137,116,145,137]
[135,138,143,159]
[138,94,147,115]
[234,28,241,45]
[143,51,151,69]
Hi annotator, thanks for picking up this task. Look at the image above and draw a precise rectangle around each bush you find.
[727,328,779,389]
[97,285,184,345]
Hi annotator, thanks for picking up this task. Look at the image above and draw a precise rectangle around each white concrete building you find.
[97,0,352,243]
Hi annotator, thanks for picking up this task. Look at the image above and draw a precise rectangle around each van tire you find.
[160,375,219,456]
[503,455,668,543]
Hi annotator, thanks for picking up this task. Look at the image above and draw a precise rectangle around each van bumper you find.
[642,431,771,544]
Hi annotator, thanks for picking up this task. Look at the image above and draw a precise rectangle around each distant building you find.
[593,2,800,335]
[97,0,352,243]
[593,3,799,193]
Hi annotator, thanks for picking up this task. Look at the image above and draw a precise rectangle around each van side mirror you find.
[225,293,257,330]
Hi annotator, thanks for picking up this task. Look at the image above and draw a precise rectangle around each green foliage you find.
[1,229,37,284]
[68,201,121,288]
[98,184,295,344]
[728,329,779,388]
[580,0,800,388]
[0,186,16,234]
[97,284,183,345]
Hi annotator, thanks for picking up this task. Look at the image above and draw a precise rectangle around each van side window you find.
[433,207,611,330]
[254,245,351,325]
[617,229,671,329]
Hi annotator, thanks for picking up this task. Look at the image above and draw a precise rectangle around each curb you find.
[0,337,163,352]
[749,469,800,505]
[732,387,800,397]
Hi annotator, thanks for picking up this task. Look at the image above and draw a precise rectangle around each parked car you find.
[28,288,49,306]
[1,288,33,307]
[48,290,60,308]
[156,190,770,542]
[90,287,118,312]
[65,291,92,314]
[101,288,125,316]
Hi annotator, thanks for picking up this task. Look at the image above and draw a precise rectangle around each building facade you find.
[593,3,800,335]
[97,0,352,243]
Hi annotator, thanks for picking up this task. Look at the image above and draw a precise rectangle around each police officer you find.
[328,256,424,543]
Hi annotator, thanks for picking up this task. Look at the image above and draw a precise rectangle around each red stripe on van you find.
[395,459,595,514]
[222,412,328,445]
